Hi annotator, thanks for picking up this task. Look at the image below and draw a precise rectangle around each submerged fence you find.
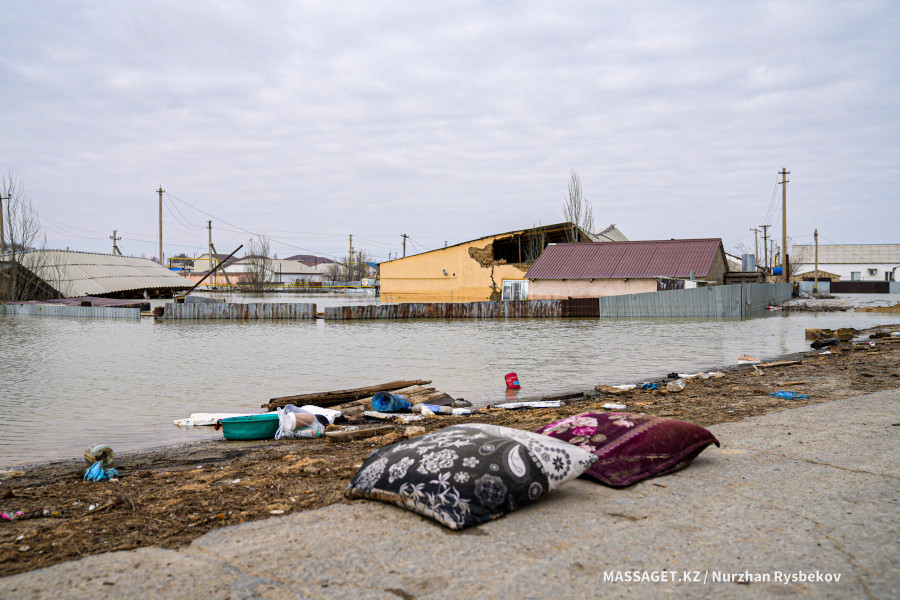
[325,300,564,320]
[0,304,141,319]
[159,302,317,320]
[324,284,792,320]
[598,283,793,318]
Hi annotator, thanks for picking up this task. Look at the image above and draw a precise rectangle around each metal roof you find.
[791,244,900,265]
[17,250,191,298]
[592,224,629,242]
[525,239,725,280]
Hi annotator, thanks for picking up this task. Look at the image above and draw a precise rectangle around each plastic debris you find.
[1,511,25,521]
[274,407,326,440]
[492,400,564,410]
[83,444,114,466]
[768,391,809,400]
[371,392,412,412]
[810,337,839,349]
[612,384,636,390]
[738,355,761,364]
[412,403,451,414]
[363,410,424,423]
[666,379,686,393]
[84,461,119,482]
[174,413,251,427]
[640,383,659,390]
[505,372,521,390]
[602,402,627,410]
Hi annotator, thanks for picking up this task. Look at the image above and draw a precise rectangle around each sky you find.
[1,1,898,264]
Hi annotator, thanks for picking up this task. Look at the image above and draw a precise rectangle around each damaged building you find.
[379,222,595,303]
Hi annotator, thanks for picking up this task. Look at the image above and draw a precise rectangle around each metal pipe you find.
[174,244,243,302]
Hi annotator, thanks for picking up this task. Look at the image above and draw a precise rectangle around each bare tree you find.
[244,234,274,292]
[523,221,547,263]
[563,170,594,242]
[1,174,57,302]
[322,263,341,285]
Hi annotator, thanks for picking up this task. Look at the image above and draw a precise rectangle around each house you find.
[525,239,730,300]
[379,222,594,303]
[790,244,900,282]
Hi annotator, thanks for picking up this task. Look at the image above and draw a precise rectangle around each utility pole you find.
[760,224,771,273]
[401,233,408,258]
[780,168,790,282]
[208,220,214,286]
[814,229,819,293]
[750,227,760,270]
[110,230,122,256]
[157,186,165,266]
[0,189,7,254]
[349,234,353,281]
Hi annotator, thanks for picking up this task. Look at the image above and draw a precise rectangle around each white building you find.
[791,244,900,282]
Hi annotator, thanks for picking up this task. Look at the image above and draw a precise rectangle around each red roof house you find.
[525,239,729,299]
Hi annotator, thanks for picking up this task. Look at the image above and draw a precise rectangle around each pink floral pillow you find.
[534,412,719,487]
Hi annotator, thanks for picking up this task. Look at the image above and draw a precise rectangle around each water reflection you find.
[1,306,897,466]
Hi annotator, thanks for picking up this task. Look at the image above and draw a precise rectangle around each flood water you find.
[1,293,898,466]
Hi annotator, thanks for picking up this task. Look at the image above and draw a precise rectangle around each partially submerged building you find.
[526,238,729,300]
[3,250,192,299]
[379,222,594,303]
[790,244,900,283]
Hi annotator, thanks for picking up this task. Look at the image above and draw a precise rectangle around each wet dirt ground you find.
[1,324,898,577]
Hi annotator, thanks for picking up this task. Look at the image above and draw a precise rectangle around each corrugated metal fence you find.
[159,302,316,320]
[325,300,564,320]
[0,304,141,319]
[599,283,792,318]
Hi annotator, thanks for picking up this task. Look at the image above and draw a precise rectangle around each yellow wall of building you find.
[380,237,530,303]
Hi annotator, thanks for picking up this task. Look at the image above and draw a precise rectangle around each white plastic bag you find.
[275,407,326,440]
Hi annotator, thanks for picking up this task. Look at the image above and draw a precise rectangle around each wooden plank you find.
[757,360,803,369]
[325,425,394,442]
[262,380,432,410]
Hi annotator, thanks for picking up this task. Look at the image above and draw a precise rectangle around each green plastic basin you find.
[219,413,280,441]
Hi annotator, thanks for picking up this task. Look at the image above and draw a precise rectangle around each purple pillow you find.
[534,412,720,487]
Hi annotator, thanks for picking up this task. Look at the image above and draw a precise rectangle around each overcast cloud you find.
[1,1,897,262]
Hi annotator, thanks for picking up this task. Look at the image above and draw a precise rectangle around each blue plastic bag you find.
[768,391,809,400]
[371,392,412,412]
[84,461,119,482]
[640,383,659,390]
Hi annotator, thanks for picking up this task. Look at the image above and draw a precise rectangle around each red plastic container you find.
[505,372,521,390]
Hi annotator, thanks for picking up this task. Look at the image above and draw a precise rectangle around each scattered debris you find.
[602,402,627,410]
[666,379,686,393]
[505,372,521,390]
[738,355,760,364]
[325,425,395,442]
[768,391,810,400]
[757,360,803,369]
[491,400,565,410]
[811,338,840,349]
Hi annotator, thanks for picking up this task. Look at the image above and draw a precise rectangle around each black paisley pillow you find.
[345,423,596,529]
